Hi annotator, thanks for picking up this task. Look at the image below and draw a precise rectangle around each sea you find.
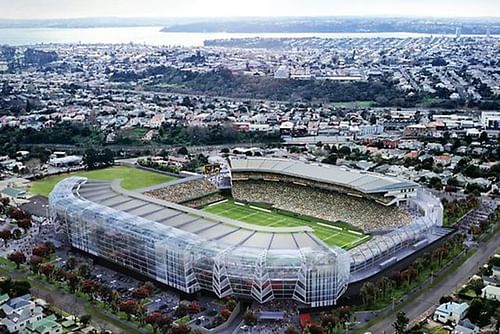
[0,26,494,47]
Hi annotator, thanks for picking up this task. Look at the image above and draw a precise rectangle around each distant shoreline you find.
[0,26,498,47]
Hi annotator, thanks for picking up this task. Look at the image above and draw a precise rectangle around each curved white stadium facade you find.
[49,157,443,307]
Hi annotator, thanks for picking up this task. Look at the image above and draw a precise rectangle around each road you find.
[367,234,500,334]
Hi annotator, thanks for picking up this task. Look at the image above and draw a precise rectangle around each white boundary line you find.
[322,232,341,241]
[249,205,272,213]
[206,199,228,207]
[317,222,343,231]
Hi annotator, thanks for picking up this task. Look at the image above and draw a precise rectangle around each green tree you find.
[479,131,488,143]
[393,312,410,334]
[243,309,257,326]
[177,146,189,156]
[8,251,26,269]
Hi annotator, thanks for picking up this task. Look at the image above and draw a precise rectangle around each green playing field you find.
[30,166,176,197]
[202,200,369,250]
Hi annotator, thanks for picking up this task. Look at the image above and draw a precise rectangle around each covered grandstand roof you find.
[74,178,327,252]
[230,157,417,194]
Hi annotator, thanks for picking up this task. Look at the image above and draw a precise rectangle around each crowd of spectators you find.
[232,180,412,232]
[145,178,219,204]
[183,193,225,208]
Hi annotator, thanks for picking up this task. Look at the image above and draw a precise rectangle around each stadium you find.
[49,157,445,307]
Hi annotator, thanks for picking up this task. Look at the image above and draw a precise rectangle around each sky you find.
[1,0,499,20]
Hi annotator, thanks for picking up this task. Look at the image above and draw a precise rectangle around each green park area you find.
[30,166,176,197]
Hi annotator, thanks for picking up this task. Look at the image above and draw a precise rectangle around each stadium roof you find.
[74,179,328,252]
[230,157,417,194]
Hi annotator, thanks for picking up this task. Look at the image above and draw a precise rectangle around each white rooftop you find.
[230,157,417,194]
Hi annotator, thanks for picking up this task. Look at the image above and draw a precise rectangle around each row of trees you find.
[13,250,208,334]
[360,234,465,307]
[442,196,479,226]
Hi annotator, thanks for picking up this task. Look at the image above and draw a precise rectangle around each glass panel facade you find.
[49,177,351,306]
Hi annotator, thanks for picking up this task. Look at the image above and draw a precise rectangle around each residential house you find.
[452,319,479,334]
[433,302,469,324]
[0,295,44,333]
[23,314,62,334]
[481,285,500,301]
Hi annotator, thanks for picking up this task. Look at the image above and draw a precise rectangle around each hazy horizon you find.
[1,0,500,20]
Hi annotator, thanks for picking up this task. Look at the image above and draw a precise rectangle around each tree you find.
[29,255,43,273]
[80,314,92,325]
[157,314,173,332]
[65,256,77,271]
[119,300,138,320]
[171,324,190,334]
[65,271,80,293]
[479,131,488,143]
[467,298,494,326]
[80,279,97,296]
[307,323,325,334]
[9,208,29,221]
[177,146,189,156]
[224,298,237,311]
[83,148,99,170]
[468,279,484,297]
[0,229,11,246]
[144,312,162,331]
[243,309,257,326]
[322,154,337,165]
[174,303,189,317]
[8,251,26,269]
[39,263,55,281]
[428,177,443,190]
[377,276,392,299]
[189,301,201,314]
[439,295,453,304]
[32,244,50,257]
[220,308,231,319]
[77,263,91,278]
[285,325,300,334]
[360,282,376,305]
[338,146,351,157]
[17,218,32,231]
[133,287,150,299]
[320,311,340,332]
[142,281,155,293]
[10,280,31,297]
[393,312,410,334]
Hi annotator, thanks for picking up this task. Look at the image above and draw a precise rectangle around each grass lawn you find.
[423,326,449,334]
[30,166,176,197]
[331,100,375,108]
[203,199,369,249]
[174,315,192,325]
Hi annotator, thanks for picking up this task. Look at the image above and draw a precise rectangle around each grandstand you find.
[144,177,224,208]
[231,180,412,232]
[49,157,444,307]
[230,157,418,206]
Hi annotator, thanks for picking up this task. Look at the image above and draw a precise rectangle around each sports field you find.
[203,200,369,250]
[30,166,176,197]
